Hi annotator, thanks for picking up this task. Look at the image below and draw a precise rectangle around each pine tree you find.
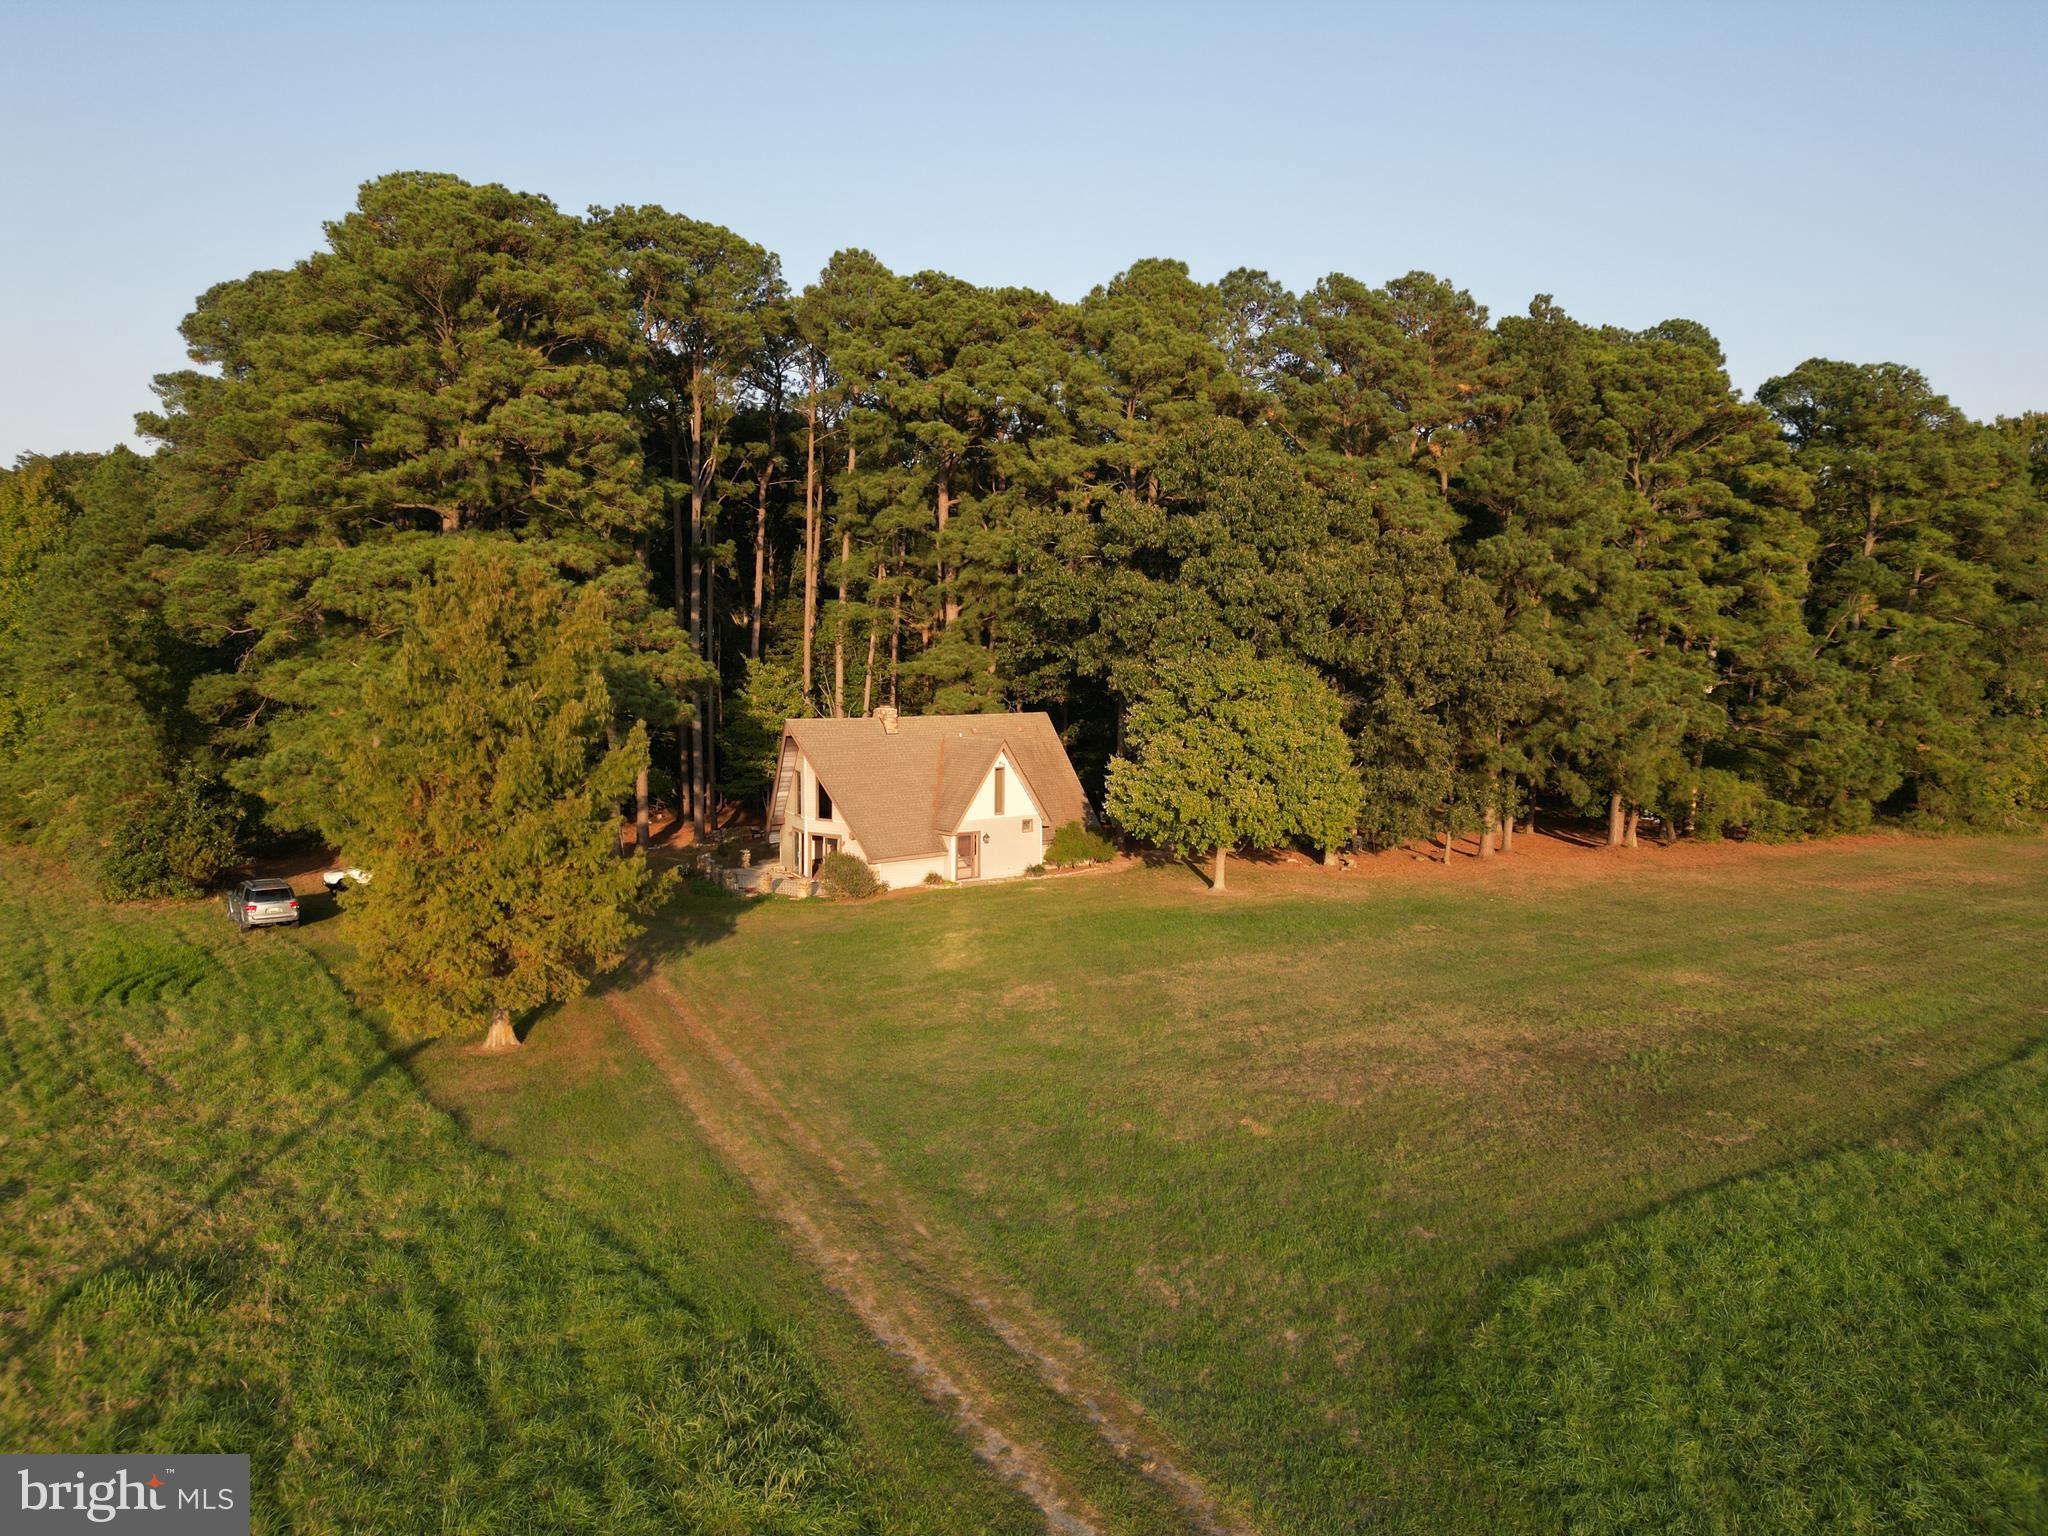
[343,548,656,1050]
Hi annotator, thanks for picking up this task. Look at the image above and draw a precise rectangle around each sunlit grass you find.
[655,836,2048,1533]
[0,862,1024,1534]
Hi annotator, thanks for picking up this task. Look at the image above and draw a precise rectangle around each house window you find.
[816,779,833,820]
[993,765,1005,815]
[1022,819,1034,833]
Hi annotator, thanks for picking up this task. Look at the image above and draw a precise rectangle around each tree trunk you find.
[888,581,902,707]
[1608,790,1626,847]
[679,421,704,835]
[1211,846,1227,892]
[861,560,882,716]
[1480,803,1496,858]
[482,1009,519,1052]
[936,470,960,629]
[689,367,709,841]
[1624,807,1639,849]
[750,437,773,662]
[706,556,720,829]
[1500,806,1515,854]
[801,393,819,702]
[1442,828,1454,864]
[832,525,851,716]
[635,762,650,850]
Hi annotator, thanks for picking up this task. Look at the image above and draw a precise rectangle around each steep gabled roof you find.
[780,712,1089,862]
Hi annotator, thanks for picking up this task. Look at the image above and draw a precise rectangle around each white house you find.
[768,707,1090,889]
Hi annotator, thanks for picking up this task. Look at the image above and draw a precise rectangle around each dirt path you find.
[606,978,1260,1536]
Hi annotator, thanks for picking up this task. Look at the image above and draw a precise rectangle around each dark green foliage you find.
[1758,360,2047,829]
[1045,821,1115,866]
[816,851,880,900]
[0,449,231,890]
[96,762,242,899]
[719,657,808,802]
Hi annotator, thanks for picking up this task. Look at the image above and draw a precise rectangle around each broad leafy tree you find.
[1105,652,1359,890]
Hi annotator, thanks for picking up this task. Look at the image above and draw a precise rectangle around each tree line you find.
[4,170,2045,911]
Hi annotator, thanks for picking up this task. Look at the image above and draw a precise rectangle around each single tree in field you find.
[1105,652,1359,891]
[344,548,657,1050]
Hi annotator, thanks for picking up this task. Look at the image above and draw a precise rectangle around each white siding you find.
[950,749,1046,882]
[785,751,858,876]
[873,852,950,890]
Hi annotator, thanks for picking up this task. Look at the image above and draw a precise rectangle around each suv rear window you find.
[247,883,293,899]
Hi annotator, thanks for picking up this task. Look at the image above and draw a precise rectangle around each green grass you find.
[0,862,1032,1534]
[11,837,2044,1534]
[643,836,2048,1533]
[1442,1040,2048,1531]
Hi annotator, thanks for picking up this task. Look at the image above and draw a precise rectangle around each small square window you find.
[1022,819,1034,832]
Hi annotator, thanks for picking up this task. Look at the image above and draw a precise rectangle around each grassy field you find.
[620,834,2048,1534]
[8,835,2045,1533]
[0,860,1035,1534]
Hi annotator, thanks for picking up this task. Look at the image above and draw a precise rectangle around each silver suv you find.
[227,879,299,929]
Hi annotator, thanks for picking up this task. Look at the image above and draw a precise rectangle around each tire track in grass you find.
[601,987,1100,1536]
[630,974,1260,1536]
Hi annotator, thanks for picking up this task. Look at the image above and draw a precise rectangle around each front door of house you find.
[955,833,979,881]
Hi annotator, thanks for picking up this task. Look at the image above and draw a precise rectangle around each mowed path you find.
[603,974,1259,1536]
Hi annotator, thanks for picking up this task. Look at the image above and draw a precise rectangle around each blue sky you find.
[3,0,2043,462]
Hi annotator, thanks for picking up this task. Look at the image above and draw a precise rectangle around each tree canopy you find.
[5,168,2043,931]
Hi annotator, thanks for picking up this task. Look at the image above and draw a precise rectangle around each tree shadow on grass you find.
[6,1041,429,1359]
[594,878,750,999]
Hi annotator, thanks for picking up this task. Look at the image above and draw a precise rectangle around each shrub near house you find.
[1046,822,1115,867]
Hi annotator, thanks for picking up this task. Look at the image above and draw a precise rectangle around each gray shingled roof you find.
[782,713,1089,862]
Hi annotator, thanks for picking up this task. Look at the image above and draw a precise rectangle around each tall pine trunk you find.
[1480,803,1496,858]
[1608,790,1626,847]
[861,559,883,716]
[889,562,902,707]
[936,471,959,630]
[707,557,719,827]
[801,394,819,703]
[750,404,776,662]
[635,764,650,850]
[688,368,709,840]
[832,526,851,716]
[1624,807,1639,848]
[831,446,855,716]
[1500,803,1515,854]
[679,421,704,835]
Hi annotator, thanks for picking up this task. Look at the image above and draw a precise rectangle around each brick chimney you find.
[875,705,900,734]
